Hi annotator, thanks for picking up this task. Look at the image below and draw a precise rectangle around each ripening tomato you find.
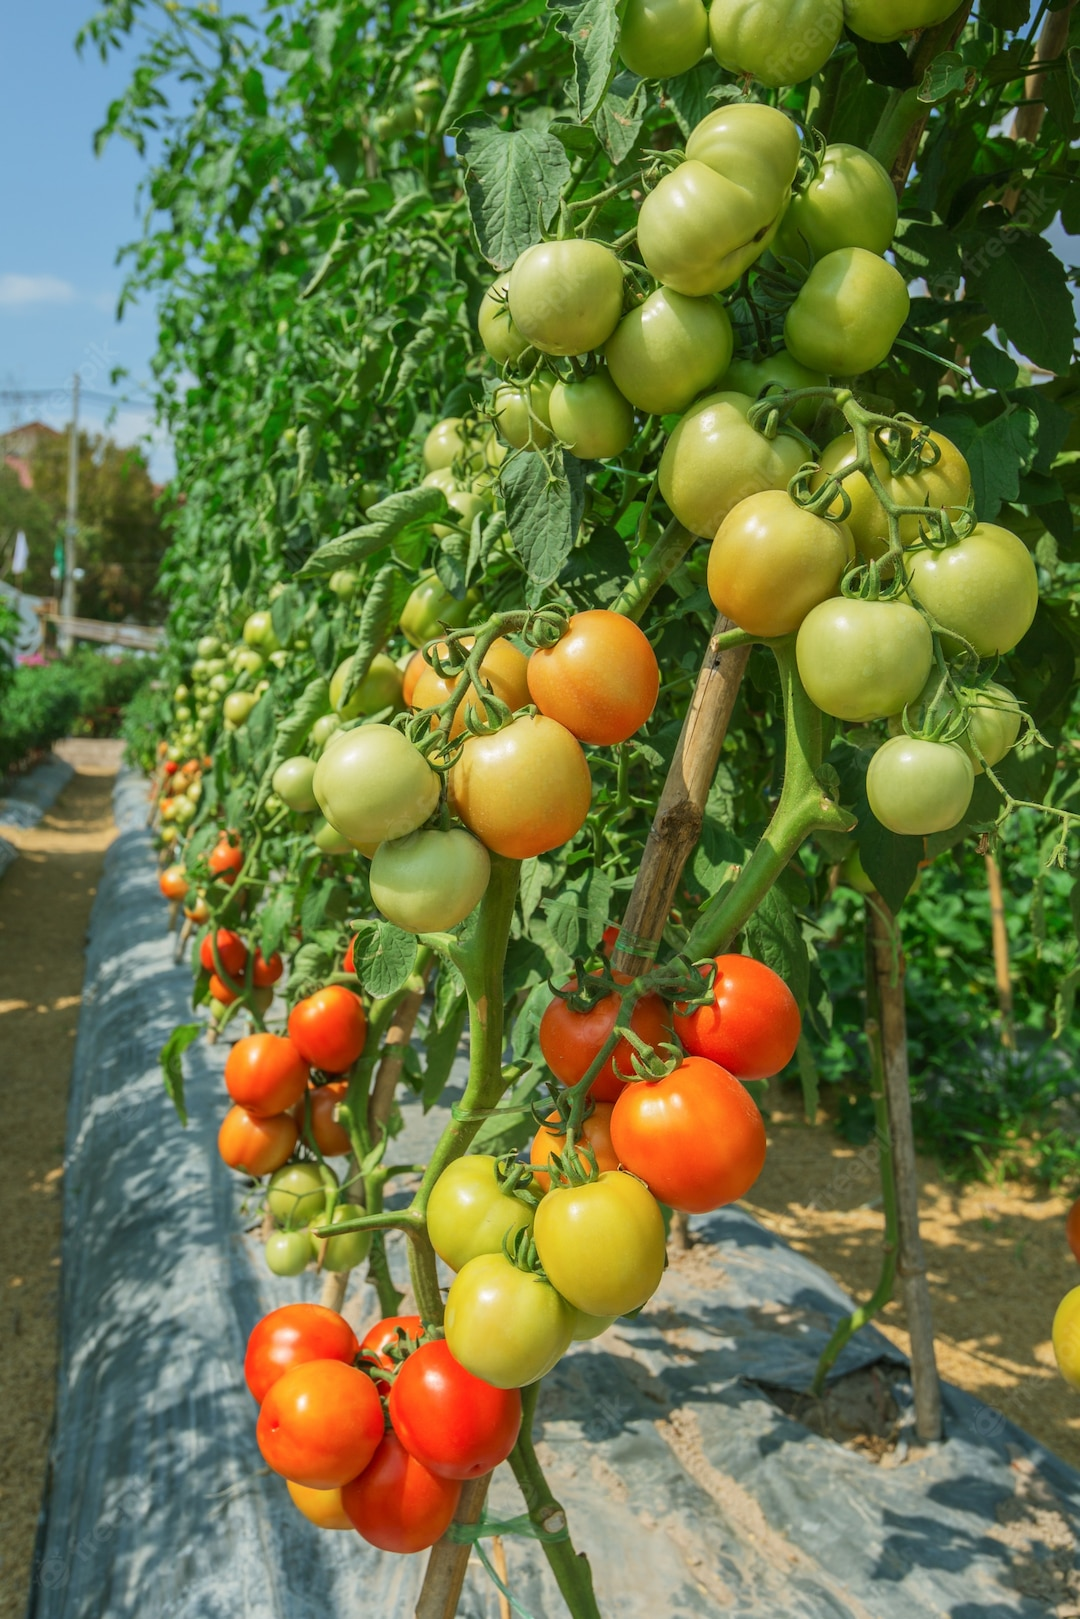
[218,1105,299,1178]
[605,287,733,416]
[904,523,1039,658]
[526,611,658,746]
[208,973,240,1006]
[389,1339,522,1479]
[784,249,910,377]
[445,1252,575,1388]
[796,598,934,723]
[359,1314,424,1393]
[199,928,248,978]
[448,715,592,861]
[159,863,189,901]
[314,724,441,846]
[184,892,211,924]
[478,272,531,365]
[775,142,897,264]
[530,1104,618,1193]
[618,0,709,78]
[1052,1286,1080,1391]
[411,635,530,736]
[866,737,975,836]
[812,429,972,559]
[287,1480,354,1531]
[298,1081,351,1157]
[289,986,367,1074]
[1067,1200,1080,1265]
[610,1057,767,1213]
[708,491,854,638]
[844,0,960,43]
[533,1170,666,1318]
[272,756,319,814]
[209,833,244,884]
[252,948,284,986]
[540,974,674,1103]
[507,240,625,358]
[658,391,804,538]
[244,1303,360,1404]
[225,1033,309,1117]
[342,1432,462,1552]
[674,954,801,1081]
[257,1360,383,1488]
[720,348,826,429]
[708,0,843,88]
[427,1155,535,1272]
[548,369,635,461]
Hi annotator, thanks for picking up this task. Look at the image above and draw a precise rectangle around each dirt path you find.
[0,741,121,1619]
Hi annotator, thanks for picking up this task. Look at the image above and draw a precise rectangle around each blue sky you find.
[0,3,172,476]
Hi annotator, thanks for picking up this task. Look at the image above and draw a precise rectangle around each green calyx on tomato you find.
[812,428,972,560]
[478,273,532,366]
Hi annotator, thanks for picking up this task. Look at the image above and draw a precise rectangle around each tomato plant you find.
[388,1338,522,1479]
[674,955,801,1081]
[341,1433,462,1553]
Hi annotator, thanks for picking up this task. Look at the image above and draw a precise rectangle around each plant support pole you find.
[415,1474,492,1619]
[985,850,1015,1049]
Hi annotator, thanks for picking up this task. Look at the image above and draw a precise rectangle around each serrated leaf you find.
[500,449,585,593]
[352,920,417,999]
[593,71,646,165]
[544,868,613,960]
[931,408,1037,520]
[159,1023,200,1127]
[969,231,1078,375]
[338,565,410,708]
[454,116,571,269]
[664,61,717,138]
[297,487,447,578]
[519,857,550,927]
[436,42,482,135]
[740,885,809,1013]
[551,0,620,120]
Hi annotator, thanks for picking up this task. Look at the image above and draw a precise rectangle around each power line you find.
[0,387,156,409]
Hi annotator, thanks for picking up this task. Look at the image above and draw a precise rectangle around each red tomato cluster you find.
[198,927,283,1005]
[218,1032,309,1176]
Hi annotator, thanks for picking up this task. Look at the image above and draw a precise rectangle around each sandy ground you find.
[0,740,122,1619]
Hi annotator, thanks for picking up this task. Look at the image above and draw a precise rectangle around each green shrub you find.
[0,650,158,776]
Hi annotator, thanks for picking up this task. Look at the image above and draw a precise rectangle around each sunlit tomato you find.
[342,1432,462,1552]
[360,1314,424,1394]
[184,892,211,924]
[445,1252,575,1388]
[389,1339,522,1480]
[658,391,804,538]
[605,287,733,416]
[399,573,475,648]
[427,1155,535,1272]
[313,723,441,845]
[159,863,189,901]
[298,1081,351,1157]
[530,1104,618,1193]
[533,1171,666,1318]
[796,598,934,723]
[548,369,635,461]
[674,954,801,1080]
[708,0,843,88]
[1067,1200,1080,1265]
[507,240,625,357]
[892,674,1024,775]
[225,1033,309,1117]
[904,523,1039,658]
[493,375,556,451]
[199,927,248,978]
[267,1160,337,1226]
[540,975,674,1102]
[638,161,781,297]
[371,829,491,934]
[844,0,960,43]
[266,1229,313,1277]
[401,650,426,707]
[1053,1286,1080,1391]
[208,973,239,1005]
[224,691,258,727]
[411,636,530,736]
[784,248,910,376]
[329,653,404,721]
[289,986,367,1074]
[209,832,244,883]
[866,737,975,836]
[272,756,319,814]
[448,715,592,861]
[720,348,826,429]
[776,142,897,264]
[243,610,279,652]
[423,417,472,474]
[163,758,178,776]
[812,429,972,559]
[432,487,489,542]
[257,1360,383,1488]
[252,948,284,986]
[478,272,531,365]
[218,1105,299,1178]
[618,0,709,77]
[611,1056,767,1213]
[526,611,659,746]
[244,1303,360,1404]
[286,1480,353,1531]
[708,490,854,638]
[686,102,802,197]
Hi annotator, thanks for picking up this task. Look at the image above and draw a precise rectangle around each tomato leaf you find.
[436,42,482,135]
[259,885,295,959]
[664,60,720,138]
[592,70,646,165]
[420,989,468,1109]
[918,52,973,105]
[544,867,613,960]
[159,1023,201,1128]
[551,0,620,121]
[337,564,411,710]
[297,488,447,579]
[454,116,570,269]
[930,408,1037,521]
[351,920,417,999]
[844,30,915,90]
[966,229,1078,375]
[501,448,585,599]
[740,885,810,1012]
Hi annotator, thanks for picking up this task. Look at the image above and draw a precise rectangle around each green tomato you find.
[866,737,974,837]
[315,1206,373,1273]
[784,248,910,376]
[265,1230,313,1277]
[507,240,625,358]
[606,288,733,416]
[412,76,442,116]
[428,1156,535,1272]
[224,691,258,726]
[493,376,556,451]
[422,466,461,497]
[268,649,290,671]
[175,705,192,723]
[196,636,220,660]
[173,684,190,703]
[658,391,804,538]
[329,653,404,720]
[432,487,489,541]
[796,599,934,723]
[235,648,265,677]
[445,1252,575,1388]
[243,610,281,652]
[720,348,827,429]
[400,574,476,648]
[533,1170,666,1318]
[329,569,359,600]
[548,369,635,461]
[571,1308,616,1342]
[370,829,491,933]
[478,273,531,366]
[707,489,854,638]
[618,0,709,78]
[685,103,801,201]
[311,713,341,747]
[272,756,319,814]
[776,143,898,265]
[844,0,959,43]
[892,676,1022,775]
[709,0,843,89]
[313,723,441,845]
[209,673,231,696]
[812,429,972,559]
[423,418,471,474]
[639,161,782,297]
[904,523,1039,658]
[267,1161,337,1227]
[312,816,355,856]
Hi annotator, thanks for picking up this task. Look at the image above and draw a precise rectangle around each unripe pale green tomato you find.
[359,481,381,509]
[481,430,507,471]
[866,737,974,836]
[493,376,556,451]
[432,487,488,540]
[685,103,801,197]
[198,704,216,724]
[422,466,460,497]
[548,369,635,461]
[708,490,855,638]
[400,574,476,648]
[708,0,844,88]
[423,417,471,473]
[268,649,290,670]
[605,288,733,416]
[785,248,910,376]
[507,240,625,357]
[209,673,231,696]
[205,657,227,677]
[812,429,972,559]
[243,610,281,652]
[175,705,192,723]
[796,599,934,723]
[313,723,441,845]
[224,691,258,726]
[272,756,319,814]
[311,713,341,747]
[329,569,359,600]
[775,143,898,265]
[904,523,1039,658]
[571,1309,617,1342]
[412,76,442,116]
[263,793,283,816]
[174,684,190,703]
[658,390,804,537]
[329,652,405,720]
[638,161,781,297]
[890,676,1022,774]
[844,0,960,43]
[235,648,265,677]
[618,0,709,78]
[445,1253,575,1388]
[185,781,201,802]
[720,348,827,430]
[478,273,531,365]
[160,825,179,847]
[312,816,355,856]
[265,1230,312,1277]
[172,796,197,826]
[314,1206,373,1273]
[370,829,491,933]
[427,1156,535,1272]
[196,635,220,660]
[267,1161,337,1226]
[1053,1286,1080,1391]
[254,679,270,697]
[191,659,208,680]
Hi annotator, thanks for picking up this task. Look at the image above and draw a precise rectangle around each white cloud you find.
[0,274,76,307]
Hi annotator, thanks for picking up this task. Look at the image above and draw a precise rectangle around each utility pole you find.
[59,373,80,654]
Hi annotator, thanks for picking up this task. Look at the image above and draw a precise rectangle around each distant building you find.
[0,421,62,461]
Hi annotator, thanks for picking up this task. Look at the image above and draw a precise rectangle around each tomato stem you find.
[507,1382,603,1619]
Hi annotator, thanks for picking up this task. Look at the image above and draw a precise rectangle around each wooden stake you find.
[1004,1,1078,210]
[415,1473,491,1619]
[985,850,1015,1048]
[491,1537,512,1619]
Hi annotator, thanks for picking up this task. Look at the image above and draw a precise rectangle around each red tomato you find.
[343,935,357,975]
[600,923,620,957]
[610,1055,767,1214]
[208,973,239,1006]
[199,928,248,978]
[299,1081,352,1157]
[225,1033,309,1117]
[245,1304,361,1404]
[360,1315,424,1394]
[252,948,284,986]
[218,1105,298,1178]
[159,863,189,901]
[257,1360,383,1489]
[288,985,367,1074]
[530,1104,618,1193]
[1068,1199,1080,1265]
[163,759,178,776]
[673,954,800,1081]
[208,832,244,884]
[342,1432,461,1553]
[540,974,674,1102]
[526,611,659,745]
[388,1339,522,1480]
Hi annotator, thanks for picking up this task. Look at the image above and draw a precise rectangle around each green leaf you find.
[270,583,303,648]
[1070,876,1080,947]
[544,867,613,960]
[421,990,467,1109]
[918,51,972,103]
[297,488,447,578]
[592,70,647,165]
[664,61,718,138]
[796,1034,820,1125]
[931,408,1037,520]
[500,449,585,594]
[551,0,620,121]
[454,116,571,269]
[740,885,810,1012]
[259,886,295,959]
[436,42,482,135]
[979,0,1033,29]
[338,564,410,709]
[968,341,1020,392]
[846,29,916,89]
[969,231,1078,374]
[351,920,417,999]
[159,1023,200,1128]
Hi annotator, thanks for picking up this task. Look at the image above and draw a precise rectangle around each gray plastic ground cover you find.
[0,753,75,879]
[28,769,1080,1619]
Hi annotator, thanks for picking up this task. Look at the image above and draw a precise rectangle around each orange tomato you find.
[218,1105,299,1177]
[527,611,659,745]
[448,715,592,860]
[530,1103,618,1192]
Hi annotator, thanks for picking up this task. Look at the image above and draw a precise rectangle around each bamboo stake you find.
[985,850,1015,1049]
[415,1474,492,1619]
[1004,1,1078,211]
[491,1537,512,1619]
